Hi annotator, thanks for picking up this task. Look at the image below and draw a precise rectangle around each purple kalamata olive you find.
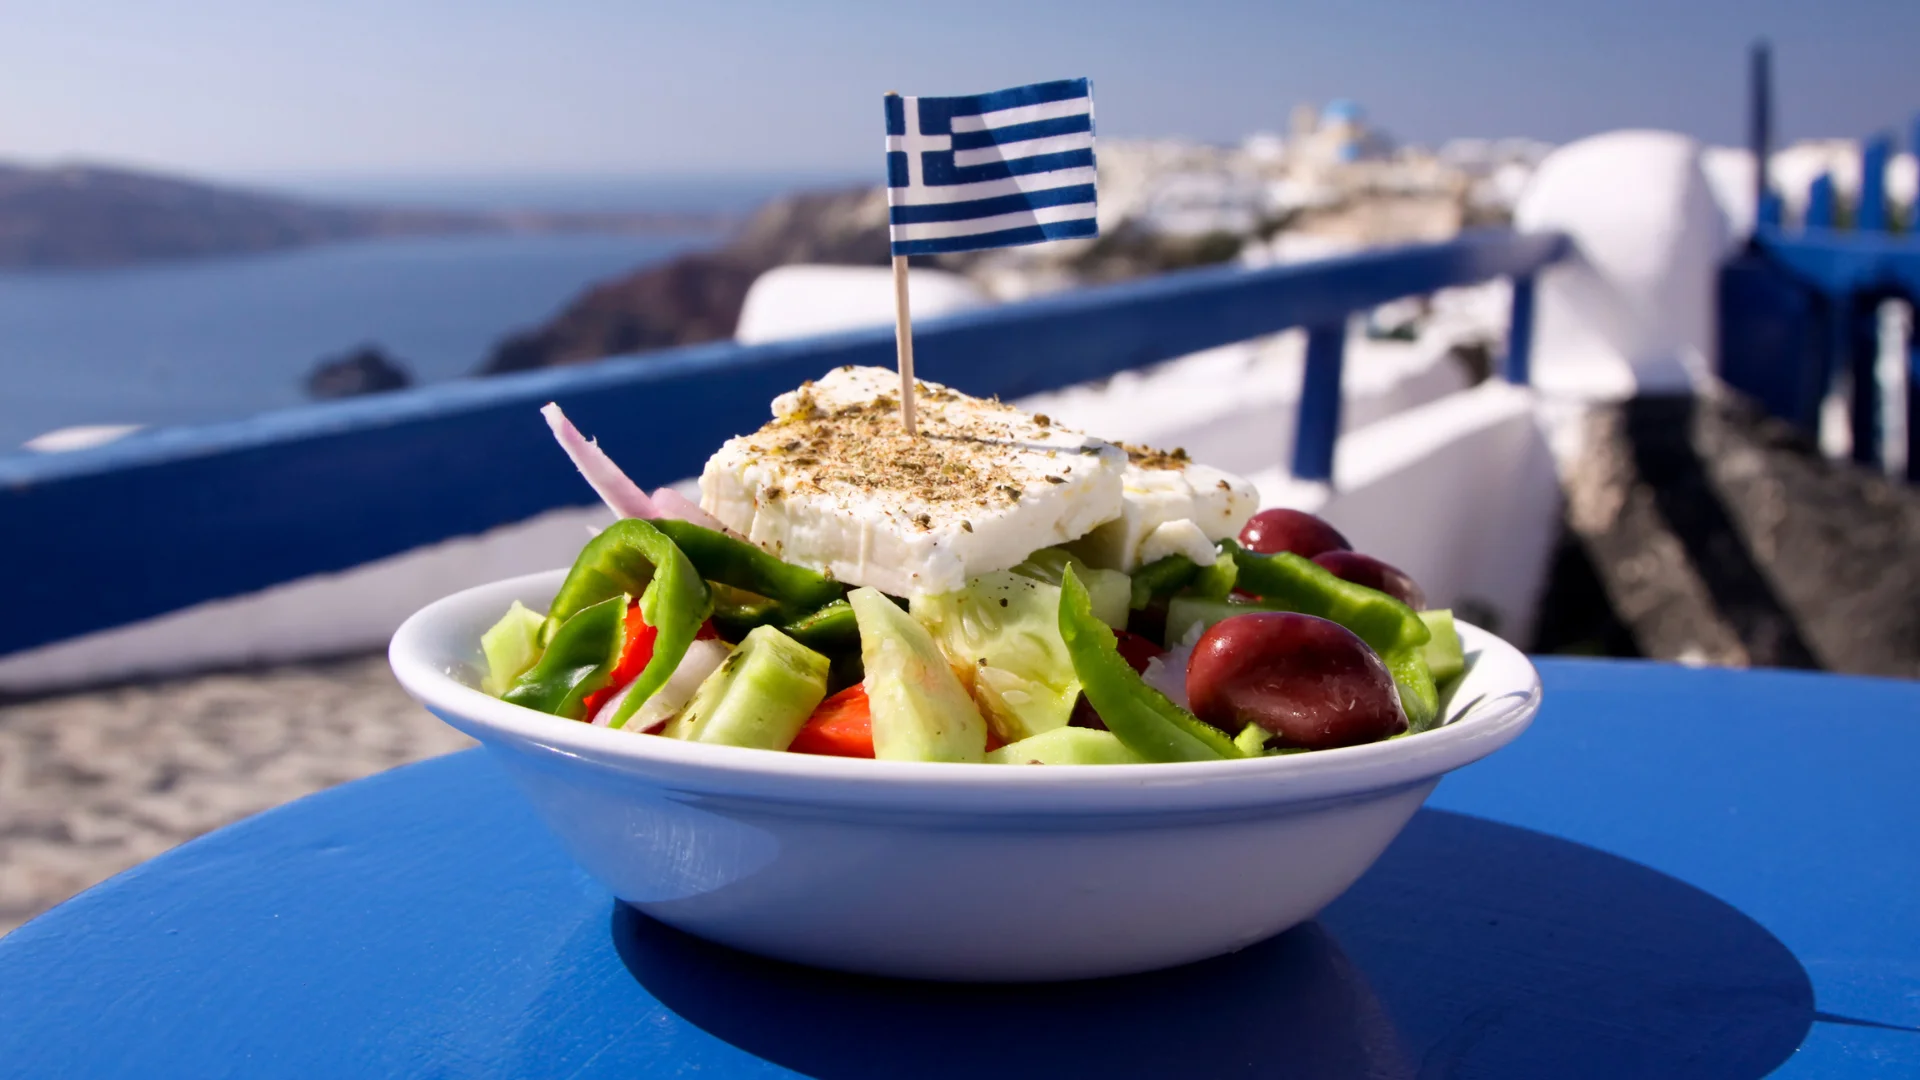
[1238,509,1351,559]
[1186,613,1406,750]
[1310,551,1426,610]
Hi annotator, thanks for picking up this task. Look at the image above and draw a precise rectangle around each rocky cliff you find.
[483,253,768,373]
[306,346,413,400]
[481,187,891,374]
[1537,391,1920,676]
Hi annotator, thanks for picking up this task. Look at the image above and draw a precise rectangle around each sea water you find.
[0,230,721,453]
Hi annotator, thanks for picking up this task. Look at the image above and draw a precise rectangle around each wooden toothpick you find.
[891,253,918,437]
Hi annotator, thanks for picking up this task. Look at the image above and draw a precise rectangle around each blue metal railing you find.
[1728,41,1920,479]
[0,230,1569,658]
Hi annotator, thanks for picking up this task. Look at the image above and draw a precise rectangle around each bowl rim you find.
[390,569,1541,815]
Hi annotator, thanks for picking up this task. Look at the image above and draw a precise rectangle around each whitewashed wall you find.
[1516,130,1731,403]
[1015,322,1481,478]
[735,265,989,344]
[1250,382,1561,645]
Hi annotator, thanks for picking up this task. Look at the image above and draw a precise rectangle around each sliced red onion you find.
[589,675,643,728]
[541,402,659,520]
[594,638,732,732]
[1140,653,1190,712]
[1140,622,1205,711]
[650,486,729,533]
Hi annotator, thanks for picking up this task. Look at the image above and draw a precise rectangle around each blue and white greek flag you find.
[884,78,1097,256]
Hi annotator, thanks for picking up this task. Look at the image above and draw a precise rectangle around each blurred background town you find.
[3,0,1917,934]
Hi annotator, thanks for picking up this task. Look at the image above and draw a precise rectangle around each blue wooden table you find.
[2,659,1915,1078]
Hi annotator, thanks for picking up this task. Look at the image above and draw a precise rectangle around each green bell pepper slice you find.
[1384,646,1440,733]
[1188,548,1239,601]
[709,592,858,653]
[503,593,627,719]
[652,519,844,618]
[708,583,785,642]
[543,518,713,729]
[781,599,859,652]
[1222,540,1430,657]
[1059,567,1242,762]
[1129,555,1199,610]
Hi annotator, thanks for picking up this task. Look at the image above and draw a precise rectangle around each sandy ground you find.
[0,654,474,936]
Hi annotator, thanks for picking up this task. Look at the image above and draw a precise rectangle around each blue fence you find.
[1725,42,1920,478]
[0,230,1568,658]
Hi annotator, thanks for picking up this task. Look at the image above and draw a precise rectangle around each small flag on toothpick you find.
[882,78,1098,434]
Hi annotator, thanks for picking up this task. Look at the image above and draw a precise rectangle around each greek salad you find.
[479,366,1466,764]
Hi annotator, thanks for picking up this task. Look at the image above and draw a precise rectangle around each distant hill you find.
[0,162,734,270]
[482,186,892,373]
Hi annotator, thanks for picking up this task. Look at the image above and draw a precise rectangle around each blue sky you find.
[3,0,1916,180]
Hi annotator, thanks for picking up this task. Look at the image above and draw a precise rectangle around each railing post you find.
[1859,135,1892,233]
[1291,322,1346,483]
[1908,302,1919,483]
[1503,275,1537,384]
[1806,174,1837,230]
[1832,295,1882,468]
[1749,41,1774,230]
[1758,191,1784,231]
[1904,112,1920,222]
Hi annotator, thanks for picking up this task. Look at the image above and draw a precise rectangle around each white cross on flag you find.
[883,79,1098,257]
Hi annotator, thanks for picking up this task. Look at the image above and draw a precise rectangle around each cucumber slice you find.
[480,600,546,696]
[911,571,1080,743]
[1014,549,1130,629]
[850,587,988,763]
[1163,596,1284,648]
[666,625,828,751]
[1418,609,1465,685]
[987,726,1146,765]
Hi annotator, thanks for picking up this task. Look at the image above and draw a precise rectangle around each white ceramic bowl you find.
[390,569,1540,982]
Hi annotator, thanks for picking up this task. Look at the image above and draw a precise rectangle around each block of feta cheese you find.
[1066,444,1260,571]
[699,366,1128,597]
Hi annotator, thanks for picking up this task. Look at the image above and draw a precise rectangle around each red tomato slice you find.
[790,683,1010,756]
[581,602,658,717]
[789,684,874,757]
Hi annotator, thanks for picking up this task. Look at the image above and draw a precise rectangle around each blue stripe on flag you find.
[886,151,909,188]
[913,97,955,137]
[883,95,905,136]
[890,217,1097,256]
[923,148,1096,187]
[888,184,1096,225]
[949,113,1091,151]
[947,78,1088,118]
[912,80,1089,136]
